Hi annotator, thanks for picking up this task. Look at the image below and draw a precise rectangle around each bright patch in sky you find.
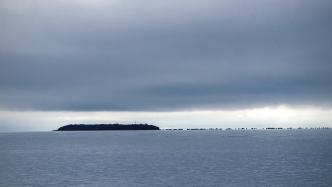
[0,106,331,131]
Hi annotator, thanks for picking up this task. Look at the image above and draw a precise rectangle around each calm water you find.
[1,130,332,187]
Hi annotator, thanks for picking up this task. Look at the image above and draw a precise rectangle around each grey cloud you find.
[0,0,332,111]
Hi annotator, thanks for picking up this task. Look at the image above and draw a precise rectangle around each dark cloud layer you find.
[1,0,332,111]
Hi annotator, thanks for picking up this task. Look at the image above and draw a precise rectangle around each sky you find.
[1,0,332,131]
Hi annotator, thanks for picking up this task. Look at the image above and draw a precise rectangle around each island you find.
[55,124,160,131]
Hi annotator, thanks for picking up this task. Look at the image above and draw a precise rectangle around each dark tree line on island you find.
[56,124,160,131]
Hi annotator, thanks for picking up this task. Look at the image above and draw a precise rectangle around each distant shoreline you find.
[164,127,331,131]
[54,124,330,131]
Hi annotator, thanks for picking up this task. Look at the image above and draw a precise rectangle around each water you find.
[1,130,332,187]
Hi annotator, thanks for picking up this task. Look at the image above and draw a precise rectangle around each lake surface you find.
[1,130,332,187]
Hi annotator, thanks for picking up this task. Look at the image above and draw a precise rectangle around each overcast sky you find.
[1,0,332,131]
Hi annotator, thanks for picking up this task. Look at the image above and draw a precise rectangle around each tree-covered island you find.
[56,124,160,131]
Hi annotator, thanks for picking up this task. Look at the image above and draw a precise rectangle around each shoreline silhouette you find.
[56,124,160,131]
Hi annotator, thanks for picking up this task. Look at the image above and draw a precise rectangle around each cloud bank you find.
[1,0,332,111]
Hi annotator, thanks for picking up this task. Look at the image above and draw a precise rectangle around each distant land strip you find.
[56,124,160,131]
[55,124,331,131]
[165,127,331,130]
